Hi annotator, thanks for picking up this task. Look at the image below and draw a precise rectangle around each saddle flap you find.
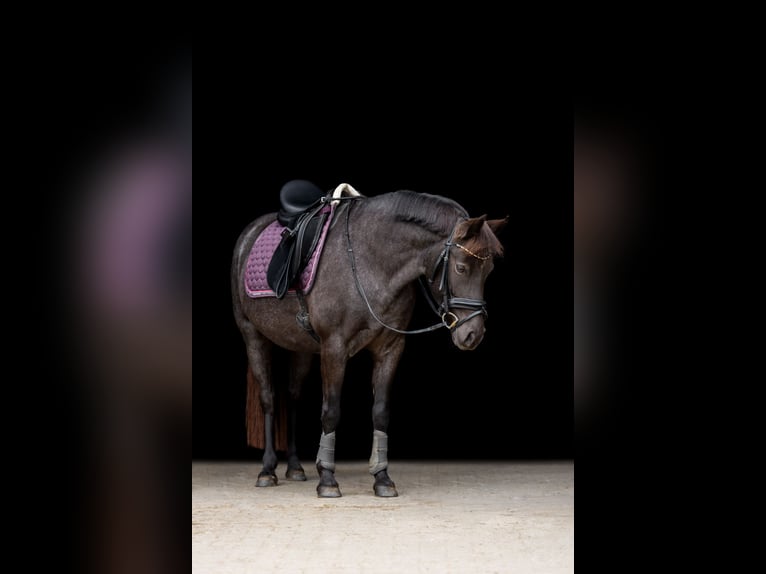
[266,211,326,297]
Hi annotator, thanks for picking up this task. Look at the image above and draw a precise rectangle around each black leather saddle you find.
[267,180,330,299]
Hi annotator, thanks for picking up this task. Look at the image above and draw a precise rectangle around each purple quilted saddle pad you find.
[244,206,334,298]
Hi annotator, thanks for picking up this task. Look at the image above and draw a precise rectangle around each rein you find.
[344,199,488,335]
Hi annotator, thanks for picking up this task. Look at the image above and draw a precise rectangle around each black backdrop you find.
[22,37,705,573]
[195,108,572,461]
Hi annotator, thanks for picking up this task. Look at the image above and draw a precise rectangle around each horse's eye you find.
[455,263,467,274]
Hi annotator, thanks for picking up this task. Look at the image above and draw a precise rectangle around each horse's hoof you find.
[374,483,398,497]
[255,474,278,487]
[317,484,342,498]
[285,468,307,481]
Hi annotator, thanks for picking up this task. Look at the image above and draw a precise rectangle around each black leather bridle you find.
[344,198,488,335]
[424,224,489,330]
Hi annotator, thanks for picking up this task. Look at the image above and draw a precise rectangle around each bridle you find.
[344,198,488,335]
[426,224,490,330]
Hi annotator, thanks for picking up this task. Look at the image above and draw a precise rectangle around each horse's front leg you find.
[315,339,347,497]
[369,336,405,497]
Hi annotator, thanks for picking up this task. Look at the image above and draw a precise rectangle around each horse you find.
[231,185,506,497]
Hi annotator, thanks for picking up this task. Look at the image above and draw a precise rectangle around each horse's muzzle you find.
[452,324,486,351]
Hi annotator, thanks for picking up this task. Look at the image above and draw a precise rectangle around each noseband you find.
[344,199,488,335]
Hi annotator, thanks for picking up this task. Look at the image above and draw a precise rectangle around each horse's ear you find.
[487,216,509,236]
[456,215,487,240]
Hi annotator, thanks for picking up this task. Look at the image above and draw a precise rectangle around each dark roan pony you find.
[232,187,506,497]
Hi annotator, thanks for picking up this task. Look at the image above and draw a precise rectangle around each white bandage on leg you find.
[316,431,336,471]
[369,430,389,475]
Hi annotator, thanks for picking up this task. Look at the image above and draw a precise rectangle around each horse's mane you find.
[385,190,469,235]
[377,190,503,257]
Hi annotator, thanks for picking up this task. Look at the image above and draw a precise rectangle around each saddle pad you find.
[245,206,334,298]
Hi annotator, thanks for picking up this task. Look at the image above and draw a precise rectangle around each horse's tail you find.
[246,367,288,452]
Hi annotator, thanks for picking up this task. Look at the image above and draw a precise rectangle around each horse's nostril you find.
[464,331,475,346]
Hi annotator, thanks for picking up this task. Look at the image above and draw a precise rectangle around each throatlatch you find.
[369,430,389,475]
[316,431,336,471]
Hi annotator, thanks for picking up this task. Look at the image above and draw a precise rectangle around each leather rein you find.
[344,198,488,335]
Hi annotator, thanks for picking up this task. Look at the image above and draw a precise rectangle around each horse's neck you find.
[359,215,447,293]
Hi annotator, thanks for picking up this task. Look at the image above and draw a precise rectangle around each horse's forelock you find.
[461,223,505,259]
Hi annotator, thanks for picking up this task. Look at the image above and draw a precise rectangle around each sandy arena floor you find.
[192,460,573,573]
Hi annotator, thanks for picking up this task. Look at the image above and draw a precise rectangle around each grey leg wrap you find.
[316,431,336,471]
[369,430,389,475]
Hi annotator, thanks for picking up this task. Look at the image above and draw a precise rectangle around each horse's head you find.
[446,215,507,351]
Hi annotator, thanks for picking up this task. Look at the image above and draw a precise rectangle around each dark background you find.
[194,105,572,461]
[21,35,736,572]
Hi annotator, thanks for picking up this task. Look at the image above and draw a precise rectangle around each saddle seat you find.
[277,180,325,228]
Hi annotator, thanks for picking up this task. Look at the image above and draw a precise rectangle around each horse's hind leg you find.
[239,320,279,486]
[285,352,312,481]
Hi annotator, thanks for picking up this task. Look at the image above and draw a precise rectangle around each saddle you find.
[267,180,330,298]
[276,179,325,228]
